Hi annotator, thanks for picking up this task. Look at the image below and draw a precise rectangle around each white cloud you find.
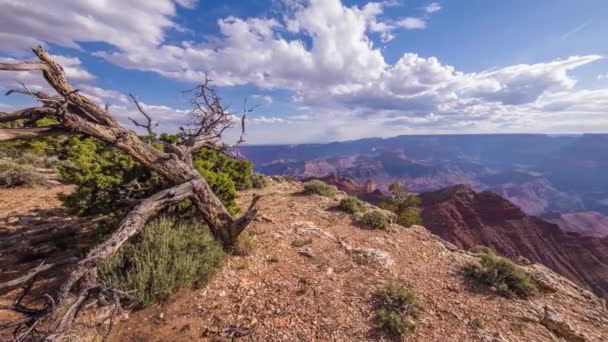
[424,2,441,14]
[598,73,608,80]
[1,0,607,143]
[72,0,608,140]
[397,17,427,30]
[252,94,273,104]
[79,85,129,105]
[0,0,190,53]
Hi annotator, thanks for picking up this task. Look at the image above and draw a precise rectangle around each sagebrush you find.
[374,283,419,336]
[303,180,337,197]
[339,196,365,214]
[361,210,389,230]
[463,251,538,298]
[98,217,225,306]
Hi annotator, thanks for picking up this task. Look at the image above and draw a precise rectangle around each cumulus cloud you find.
[0,0,190,53]
[0,0,607,142]
[398,17,427,30]
[252,94,273,104]
[250,116,286,124]
[424,2,441,14]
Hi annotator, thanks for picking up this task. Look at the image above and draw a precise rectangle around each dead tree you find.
[0,46,260,339]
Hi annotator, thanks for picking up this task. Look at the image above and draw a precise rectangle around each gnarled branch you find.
[0,126,68,141]
[0,61,47,72]
[0,107,57,124]
[128,93,158,144]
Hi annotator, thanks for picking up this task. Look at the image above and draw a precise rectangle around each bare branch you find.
[0,61,47,72]
[0,107,57,124]
[176,79,254,155]
[0,262,53,291]
[229,194,262,241]
[128,93,158,143]
[0,126,68,141]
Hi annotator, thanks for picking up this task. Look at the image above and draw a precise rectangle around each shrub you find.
[250,173,267,189]
[232,231,257,256]
[98,217,225,307]
[469,245,495,255]
[339,196,365,214]
[268,256,280,263]
[58,137,251,217]
[374,283,419,336]
[361,210,389,230]
[463,252,538,298]
[302,180,337,197]
[379,183,421,228]
[472,318,486,330]
[0,162,44,187]
[396,207,421,227]
[291,238,313,248]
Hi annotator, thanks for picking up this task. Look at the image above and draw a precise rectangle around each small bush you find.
[339,196,365,214]
[250,173,267,189]
[395,207,421,227]
[0,162,44,187]
[232,231,257,256]
[99,217,225,307]
[472,318,486,330]
[302,180,337,197]
[469,245,495,255]
[268,256,280,263]
[291,238,313,248]
[463,252,538,298]
[374,283,419,337]
[361,210,389,230]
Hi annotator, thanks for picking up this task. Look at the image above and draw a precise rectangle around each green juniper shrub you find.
[192,148,253,190]
[338,196,365,214]
[395,206,422,227]
[98,217,225,307]
[302,180,337,197]
[361,210,390,230]
[374,283,419,337]
[379,183,422,228]
[250,173,267,189]
[57,136,252,220]
[463,251,538,298]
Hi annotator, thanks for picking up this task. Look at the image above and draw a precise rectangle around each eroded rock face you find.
[420,184,608,300]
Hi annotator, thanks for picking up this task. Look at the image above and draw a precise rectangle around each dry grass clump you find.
[0,162,44,187]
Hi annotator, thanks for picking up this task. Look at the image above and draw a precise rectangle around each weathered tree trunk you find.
[0,46,260,339]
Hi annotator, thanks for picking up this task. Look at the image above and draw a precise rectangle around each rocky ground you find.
[111,180,608,341]
[2,180,608,341]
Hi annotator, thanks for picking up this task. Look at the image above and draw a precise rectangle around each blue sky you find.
[1,0,608,144]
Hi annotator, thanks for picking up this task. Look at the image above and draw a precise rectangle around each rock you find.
[541,306,586,342]
[298,248,314,258]
[516,256,532,265]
